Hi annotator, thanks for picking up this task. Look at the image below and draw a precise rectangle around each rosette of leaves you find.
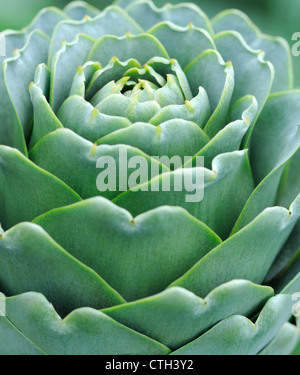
[0,0,299,355]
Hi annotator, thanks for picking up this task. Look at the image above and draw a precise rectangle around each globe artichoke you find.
[0,0,299,356]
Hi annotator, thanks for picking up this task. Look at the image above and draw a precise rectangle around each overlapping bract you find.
[0,0,299,355]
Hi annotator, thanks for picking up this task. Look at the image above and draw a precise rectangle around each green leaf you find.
[69,63,101,98]
[292,341,300,356]
[126,0,212,32]
[3,31,49,141]
[0,65,26,153]
[116,0,136,9]
[34,197,221,302]
[0,317,44,355]
[88,33,169,67]
[265,221,300,284]
[280,272,300,295]
[103,281,273,350]
[184,95,258,169]
[90,76,130,106]
[97,120,210,162]
[29,82,64,149]
[232,92,300,233]
[122,66,165,88]
[0,30,50,153]
[0,146,81,230]
[186,122,249,170]
[0,223,125,316]
[170,195,300,297]
[0,31,27,148]
[26,7,69,37]
[229,94,259,125]
[279,148,300,208]
[250,92,300,184]
[114,150,254,239]
[3,292,170,355]
[292,317,300,355]
[231,167,286,235]
[33,63,51,97]
[50,34,95,113]
[152,74,185,107]
[0,7,66,58]
[145,57,193,100]
[148,22,216,68]
[29,128,169,200]
[271,256,300,294]
[214,30,273,129]
[259,323,300,355]
[86,57,142,100]
[49,5,143,62]
[212,9,293,92]
[171,294,295,355]
[57,95,131,142]
[0,32,26,58]
[149,87,211,127]
[96,93,161,123]
[184,50,235,137]
[64,1,100,20]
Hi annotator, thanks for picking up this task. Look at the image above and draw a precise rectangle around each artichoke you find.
[0,0,299,356]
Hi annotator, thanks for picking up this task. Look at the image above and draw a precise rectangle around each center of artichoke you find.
[79,57,191,123]
[52,55,213,174]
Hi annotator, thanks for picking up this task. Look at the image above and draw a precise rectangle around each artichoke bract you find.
[0,0,299,355]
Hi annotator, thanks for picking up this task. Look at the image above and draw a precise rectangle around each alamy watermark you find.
[292,32,300,57]
[0,33,6,57]
[0,293,6,317]
[96,148,205,203]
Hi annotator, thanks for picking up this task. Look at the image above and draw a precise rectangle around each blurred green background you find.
[0,0,299,86]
